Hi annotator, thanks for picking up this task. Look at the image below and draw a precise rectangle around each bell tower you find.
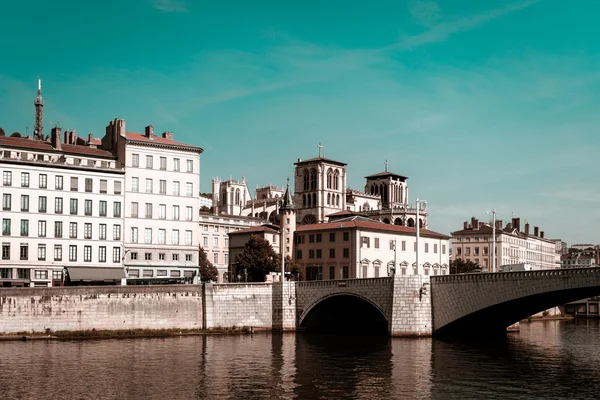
[34,78,44,140]
[280,178,296,260]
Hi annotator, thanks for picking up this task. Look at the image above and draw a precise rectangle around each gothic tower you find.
[34,78,44,140]
[280,178,296,261]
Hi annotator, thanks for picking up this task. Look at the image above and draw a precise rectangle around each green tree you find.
[198,246,218,282]
[449,258,480,274]
[234,234,280,282]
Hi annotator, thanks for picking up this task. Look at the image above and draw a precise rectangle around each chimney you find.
[515,218,521,232]
[471,217,479,230]
[145,125,154,138]
[540,231,545,238]
[51,127,62,150]
[464,221,469,230]
[162,131,173,140]
[70,129,77,144]
[525,223,530,235]
[506,222,513,230]
[496,220,503,230]
[534,226,539,236]
[64,130,70,145]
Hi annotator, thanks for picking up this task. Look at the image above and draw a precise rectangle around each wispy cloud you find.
[152,0,187,13]
[409,0,443,28]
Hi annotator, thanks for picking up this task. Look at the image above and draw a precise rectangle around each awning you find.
[66,267,125,282]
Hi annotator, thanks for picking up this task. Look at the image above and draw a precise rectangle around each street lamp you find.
[415,198,427,275]
[389,239,397,276]
[486,209,497,273]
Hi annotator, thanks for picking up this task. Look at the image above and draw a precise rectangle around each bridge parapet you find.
[431,267,600,285]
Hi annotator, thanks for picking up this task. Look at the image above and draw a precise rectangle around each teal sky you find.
[1,0,599,245]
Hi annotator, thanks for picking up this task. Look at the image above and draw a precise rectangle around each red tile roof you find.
[298,219,449,239]
[0,136,115,158]
[126,132,203,152]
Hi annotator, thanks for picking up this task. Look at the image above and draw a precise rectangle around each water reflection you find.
[1,321,600,399]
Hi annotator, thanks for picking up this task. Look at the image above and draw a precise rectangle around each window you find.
[316,234,322,243]
[159,253,166,261]
[145,253,152,261]
[145,178,153,193]
[343,248,350,258]
[34,270,47,280]
[114,202,121,218]
[132,177,139,192]
[85,199,92,216]
[172,230,179,245]
[425,243,429,253]
[38,244,46,261]
[99,247,107,263]
[173,205,180,220]
[20,195,29,211]
[146,155,153,169]
[185,231,192,246]
[113,225,121,240]
[131,227,138,243]
[159,180,166,194]
[2,218,11,235]
[113,247,121,263]
[84,246,92,262]
[187,160,193,173]
[99,224,107,240]
[130,252,138,260]
[38,221,46,237]
[360,236,370,248]
[39,174,47,189]
[329,266,335,280]
[3,171,12,186]
[2,194,10,210]
[309,249,315,259]
[69,245,77,262]
[173,181,180,196]
[145,203,153,218]
[186,206,193,221]
[329,248,335,258]
[20,244,28,260]
[160,157,167,170]
[70,176,78,191]
[114,181,122,194]
[343,232,349,241]
[55,198,63,214]
[99,201,107,217]
[145,228,152,244]
[131,202,139,218]
[69,222,78,239]
[224,253,229,264]
[173,158,180,171]
[20,220,29,236]
[2,243,9,260]
[159,204,166,219]
[309,234,314,243]
[52,271,62,281]
[55,175,63,190]
[213,253,219,264]
[213,236,219,247]
[84,223,92,239]
[70,198,78,215]
[316,249,322,258]
[402,241,406,251]
[39,196,47,213]
[186,183,193,197]
[54,221,62,238]
[21,172,30,187]
[158,229,166,244]
[84,178,93,192]
[172,254,179,261]
[329,233,336,242]
[434,244,438,254]
[132,154,139,167]
[224,237,229,247]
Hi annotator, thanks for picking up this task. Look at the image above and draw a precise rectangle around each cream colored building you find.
[294,216,449,280]
[451,217,559,272]
[228,224,281,281]
[199,212,264,282]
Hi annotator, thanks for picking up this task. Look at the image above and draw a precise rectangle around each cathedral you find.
[213,146,428,229]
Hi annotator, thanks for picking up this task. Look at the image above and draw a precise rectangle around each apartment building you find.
[228,224,281,281]
[294,216,450,281]
[451,217,559,272]
[0,127,125,286]
[199,212,264,282]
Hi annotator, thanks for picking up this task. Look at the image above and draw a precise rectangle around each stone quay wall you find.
[0,285,203,334]
[390,276,432,337]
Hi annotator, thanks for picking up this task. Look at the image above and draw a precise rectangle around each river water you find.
[1,320,600,399]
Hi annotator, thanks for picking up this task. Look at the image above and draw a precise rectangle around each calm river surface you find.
[1,320,600,399]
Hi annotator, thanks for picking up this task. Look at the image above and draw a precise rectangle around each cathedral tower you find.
[280,178,296,260]
[34,78,44,140]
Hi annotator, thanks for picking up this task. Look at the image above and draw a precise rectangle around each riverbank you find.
[0,326,259,342]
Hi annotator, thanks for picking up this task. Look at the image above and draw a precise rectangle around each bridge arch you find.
[298,292,389,334]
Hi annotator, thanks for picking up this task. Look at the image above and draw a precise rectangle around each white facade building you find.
[0,127,125,287]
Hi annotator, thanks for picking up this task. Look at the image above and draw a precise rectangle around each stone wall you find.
[390,276,432,337]
[0,285,203,334]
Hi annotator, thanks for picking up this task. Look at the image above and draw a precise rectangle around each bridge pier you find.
[273,282,297,331]
[390,276,432,337]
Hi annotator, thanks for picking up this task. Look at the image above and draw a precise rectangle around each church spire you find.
[281,177,295,211]
[34,77,44,140]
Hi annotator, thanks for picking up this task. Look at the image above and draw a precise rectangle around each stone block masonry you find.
[390,276,432,337]
[0,285,203,334]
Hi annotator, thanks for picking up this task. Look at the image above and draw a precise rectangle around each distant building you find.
[228,224,281,281]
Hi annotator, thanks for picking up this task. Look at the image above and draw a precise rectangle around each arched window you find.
[370,185,375,195]
[419,219,423,229]
[303,169,309,191]
[333,170,339,190]
[336,194,340,206]
[312,193,317,206]
[235,189,240,205]
[394,218,403,226]
[326,168,333,189]
[407,218,415,227]
[307,193,311,206]
[303,194,306,207]
[310,168,317,190]
[327,193,331,205]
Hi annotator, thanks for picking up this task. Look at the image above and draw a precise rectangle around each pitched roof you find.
[298,216,449,239]
[365,171,408,181]
[281,184,294,210]
[228,224,280,235]
[125,132,203,152]
[0,136,115,158]
[294,156,346,167]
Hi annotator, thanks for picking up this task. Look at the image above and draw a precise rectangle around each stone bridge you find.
[430,267,600,335]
